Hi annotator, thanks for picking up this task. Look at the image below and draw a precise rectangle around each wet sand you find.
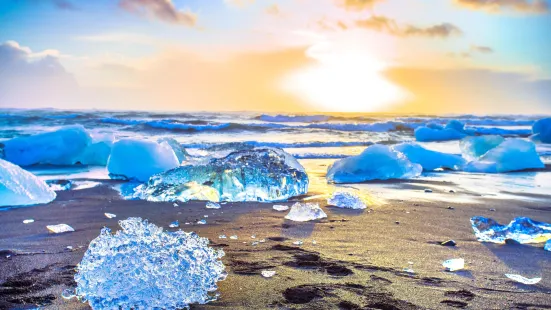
[1,184,551,309]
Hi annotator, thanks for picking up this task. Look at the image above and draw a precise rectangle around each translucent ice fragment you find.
[464,139,544,173]
[61,288,76,300]
[261,270,276,278]
[47,224,74,233]
[206,202,221,209]
[219,235,227,239]
[230,235,238,240]
[293,240,303,246]
[104,213,116,219]
[327,191,367,209]
[23,219,34,224]
[74,218,226,310]
[403,268,415,274]
[470,216,551,244]
[505,274,542,285]
[544,240,550,251]
[273,205,289,212]
[460,135,504,161]
[197,219,207,225]
[169,220,179,228]
[173,203,179,207]
[285,202,327,222]
[443,258,464,271]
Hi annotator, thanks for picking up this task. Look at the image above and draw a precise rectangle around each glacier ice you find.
[464,139,544,173]
[0,158,56,208]
[284,202,327,222]
[470,216,551,244]
[133,148,308,202]
[443,258,464,271]
[107,138,180,182]
[74,217,226,310]
[532,118,551,143]
[75,133,114,166]
[393,142,466,171]
[47,224,74,233]
[505,274,541,285]
[327,144,422,183]
[327,191,367,209]
[414,126,467,142]
[2,125,91,166]
[158,137,188,163]
[460,135,505,161]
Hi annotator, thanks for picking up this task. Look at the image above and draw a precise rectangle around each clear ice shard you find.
[460,135,504,161]
[47,224,75,233]
[327,191,367,209]
[285,202,327,222]
[104,213,116,219]
[74,217,226,310]
[442,258,464,271]
[464,139,544,173]
[206,202,221,209]
[261,270,276,278]
[23,219,34,224]
[133,148,308,202]
[505,274,542,285]
[327,145,422,183]
[273,205,290,211]
[0,158,56,208]
[470,216,551,244]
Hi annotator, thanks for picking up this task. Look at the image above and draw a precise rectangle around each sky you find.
[0,0,550,114]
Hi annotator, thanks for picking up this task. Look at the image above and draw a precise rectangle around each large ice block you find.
[0,158,56,208]
[107,138,180,182]
[464,139,544,173]
[532,118,551,143]
[75,133,114,166]
[74,218,226,309]
[327,144,422,183]
[470,216,551,244]
[133,148,308,202]
[393,142,465,171]
[460,135,505,161]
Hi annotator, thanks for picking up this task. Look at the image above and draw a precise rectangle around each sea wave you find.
[399,117,535,126]
[180,141,375,149]
[256,114,330,123]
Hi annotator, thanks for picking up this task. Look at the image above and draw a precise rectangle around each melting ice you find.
[285,202,327,222]
[471,216,551,244]
[327,191,367,209]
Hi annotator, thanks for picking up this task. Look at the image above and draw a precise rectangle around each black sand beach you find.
[1,180,551,310]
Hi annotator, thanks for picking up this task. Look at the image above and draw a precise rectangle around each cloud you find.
[355,16,462,38]
[265,4,280,15]
[336,0,385,11]
[224,0,255,7]
[0,41,77,107]
[454,0,549,14]
[470,45,494,53]
[119,0,197,26]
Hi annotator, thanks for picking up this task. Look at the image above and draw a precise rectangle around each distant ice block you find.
[327,144,422,183]
[471,216,551,244]
[206,202,221,209]
[414,126,467,142]
[0,158,56,208]
[532,118,551,143]
[505,274,542,285]
[75,133,114,166]
[133,148,308,202]
[2,125,92,166]
[107,138,180,182]
[284,202,327,222]
[442,258,464,271]
[74,218,226,310]
[327,191,367,209]
[158,137,189,163]
[464,139,544,173]
[460,135,505,161]
[393,142,466,171]
[545,240,551,252]
[47,224,74,233]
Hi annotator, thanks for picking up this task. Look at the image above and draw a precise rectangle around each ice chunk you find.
[75,133,114,166]
[327,145,422,183]
[545,240,550,251]
[460,135,505,161]
[2,125,92,166]
[327,191,367,209]
[0,158,56,208]
[261,270,276,278]
[273,205,290,211]
[293,240,304,245]
[206,201,221,209]
[532,118,551,143]
[285,202,327,222]
[470,216,551,244]
[104,213,116,219]
[133,148,308,202]
[107,138,180,182]
[47,180,72,191]
[464,139,544,173]
[158,137,188,163]
[169,220,179,228]
[219,234,227,239]
[414,126,467,142]
[505,274,541,285]
[74,218,226,309]
[47,224,74,233]
[23,219,34,224]
[197,219,207,225]
[443,258,464,271]
[230,235,238,240]
[393,142,466,171]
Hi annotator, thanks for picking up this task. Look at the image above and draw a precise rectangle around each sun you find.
[281,41,408,113]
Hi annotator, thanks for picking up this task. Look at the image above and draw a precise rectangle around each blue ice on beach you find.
[460,135,505,161]
[327,144,422,183]
[414,121,467,142]
[75,217,226,309]
[464,139,544,173]
[532,118,551,143]
[0,158,56,207]
[134,148,308,202]
[393,142,465,171]
[471,216,551,244]
[327,191,367,209]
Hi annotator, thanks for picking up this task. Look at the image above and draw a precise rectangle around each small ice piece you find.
[532,118,551,143]
[0,159,56,208]
[261,270,276,278]
[292,240,303,246]
[505,274,542,285]
[393,142,466,171]
[251,235,256,239]
[206,202,221,209]
[284,202,327,222]
[197,219,207,225]
[443,258,464,271]
[259,239,266,243]
[424,189,433,193]
[47,179,72,191]
[74,218,226,309]
[66,246,73,250]
[460,135,505,161]
[273,205,290,212]
[169,220,179,228]
[312,240,317,245]
[173,203,179,207]
[204,215,208,218]
[464,139,544,173]
[23,219,34,224]
[327,191,367,209]
[251,241,259,246]
[61,288,76,300]
[230,235,238,240]
[403,268,415,274]
[327,144,422,183]
[219,234,227,239]
[104,213,116,219]
[470,216,551,244]
[47,224,75,234]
